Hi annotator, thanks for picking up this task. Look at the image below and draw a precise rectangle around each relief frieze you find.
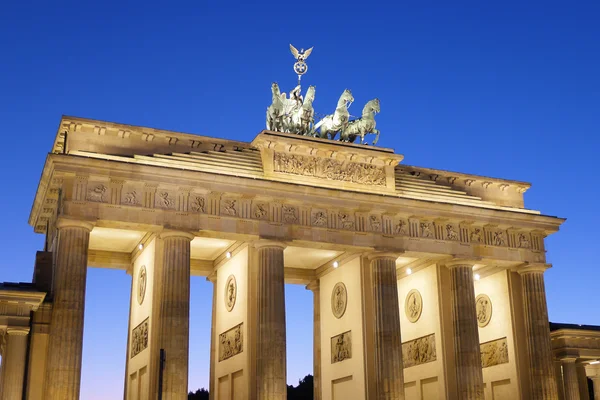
[130,317,149,359]
[219,323,243,361]
[480,337,509,368]
[402,333,436,368]
[282,205,298,223]
[190,196,205,213]
[273,152,386,186]
[87,184,107,202]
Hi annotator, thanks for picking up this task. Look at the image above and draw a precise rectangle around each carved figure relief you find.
[87,184,107,202]
[518,233,530,248]
[395,219,408,235]
[273,152,386,186]
[405,289,423,323]
[446,224,459,241]
[137,265,147,305]
[222,200,237,216]
[190,196,205,213]
[224,275,237,312]
[470,228,482,243]
[420,222,433,238]
[338,213,355,229]
[253,203,268,219]
[282,205,298,223]
[130,318,149,358]
[157,192,175,208]
[493,231,507,246]
[475,294,492,327]
[402,334,436,368]
[480,337,509,368]
[331,331,352,363]
[124,191,138,205]
[331,282,347,319]
[219,323,243,361]
[313,211,327,227]
[369,215,381,231]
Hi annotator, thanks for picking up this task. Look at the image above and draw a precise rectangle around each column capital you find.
[561,357,578,364]
[253,239,286,250]
[159,230,195,241]
[6,327,29,336]
[367,251,400,262]
[517,263,552,275]
[56,217,95,232]
[444,257,480,269]
[306,280,320,292]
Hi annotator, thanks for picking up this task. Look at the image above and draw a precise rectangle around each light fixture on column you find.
[333,261,339,268]
[138,243,143,250]
[406,268,412,275]
[226,251,232,259]
[474,273,481,281]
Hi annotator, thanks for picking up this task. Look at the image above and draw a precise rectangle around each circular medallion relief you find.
[331,282,347,319]
[475,294,492,327]
[405,289,423,323]
[224,275,237,312]
[137,265,147,305]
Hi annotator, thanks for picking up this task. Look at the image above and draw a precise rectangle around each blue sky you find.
[1,1,599,398]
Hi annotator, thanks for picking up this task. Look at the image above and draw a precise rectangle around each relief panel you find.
[480,337,509,368]
[331,331,352,363]
[402,333,436,368]
[219,323,243,361]
[130,318,149,358]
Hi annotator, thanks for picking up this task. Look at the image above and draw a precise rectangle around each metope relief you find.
[253,203,268,220]
[395,219,408,236]
[137,265,147,305]
[338,212,355,230]
[402,333,436,368]
[130,318,149,359]
[273,152,386,186]
[446,224,459,241]
[87,184,107,202]
[224,275,237,312]
[331,331,352,363]
[331,282,347,319]
[123,190,139,205]
[480,337,509,368]
[156,191,176,209]
[190,196,205,213]
[476,294,492,327]
[420,222,434,238]
[312,211,327,227]
[405,289,423,323]
[282,205,298,223]
[470,228,483,243]
[221,199,237,216]
[518,233,530,248]
[493,230,507,246]
[369,215,382,232]
[219,323,243,361]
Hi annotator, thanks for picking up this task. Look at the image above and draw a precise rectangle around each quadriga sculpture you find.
[266,82,285,132]
[339,98,380,145]
[313,89,354,140]
[288,85,315,136]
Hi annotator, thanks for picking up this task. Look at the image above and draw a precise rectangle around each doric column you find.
[562,359,580,400]
[44,218,94,400]
[157,230,194,400]
[446,262,484,399]
[1,327,30,400]
[519,264,559,399]
[207,272,217,399]
[254,240,287,400]
[590,377,600,400]
[306,280,321,400]
[368,252,404,400]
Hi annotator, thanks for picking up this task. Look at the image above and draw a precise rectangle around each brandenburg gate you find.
[0,47,589,400]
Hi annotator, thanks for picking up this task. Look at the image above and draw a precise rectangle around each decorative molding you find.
[402,333,436,368]
[130,318,149,358]
[481,337,509,368]
[219,323,243,361]
[273,152,386,186]
[331,331,352,363]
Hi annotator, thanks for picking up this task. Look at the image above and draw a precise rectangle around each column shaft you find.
[591,377,600,400]
[158,232,193,400]
[562,361,580,400]
[307,281,321,400]
[449,264,484,399]
[370,255,404,400]
[521,270,559,399]
[208,275,217,398]
[44,221,92,400]
[255,243,287,400]
[1,329,29,400]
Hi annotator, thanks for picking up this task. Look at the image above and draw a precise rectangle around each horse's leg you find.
[372,129,380,145]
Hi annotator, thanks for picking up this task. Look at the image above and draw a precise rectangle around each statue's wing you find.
[303,47,313,59]
[289,44,299,59]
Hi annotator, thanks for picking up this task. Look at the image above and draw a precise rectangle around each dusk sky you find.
[1,1,599,398]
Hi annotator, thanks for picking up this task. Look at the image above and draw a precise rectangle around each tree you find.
[188,388,209,400]
[287,374,314,400]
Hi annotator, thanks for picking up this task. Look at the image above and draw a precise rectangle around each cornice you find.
[0,291,46,310]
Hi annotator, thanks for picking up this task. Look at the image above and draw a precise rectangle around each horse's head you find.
[271,82,280,95]
[305,85,316,101]
[365,98,380,114]
[341,89,354,106]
